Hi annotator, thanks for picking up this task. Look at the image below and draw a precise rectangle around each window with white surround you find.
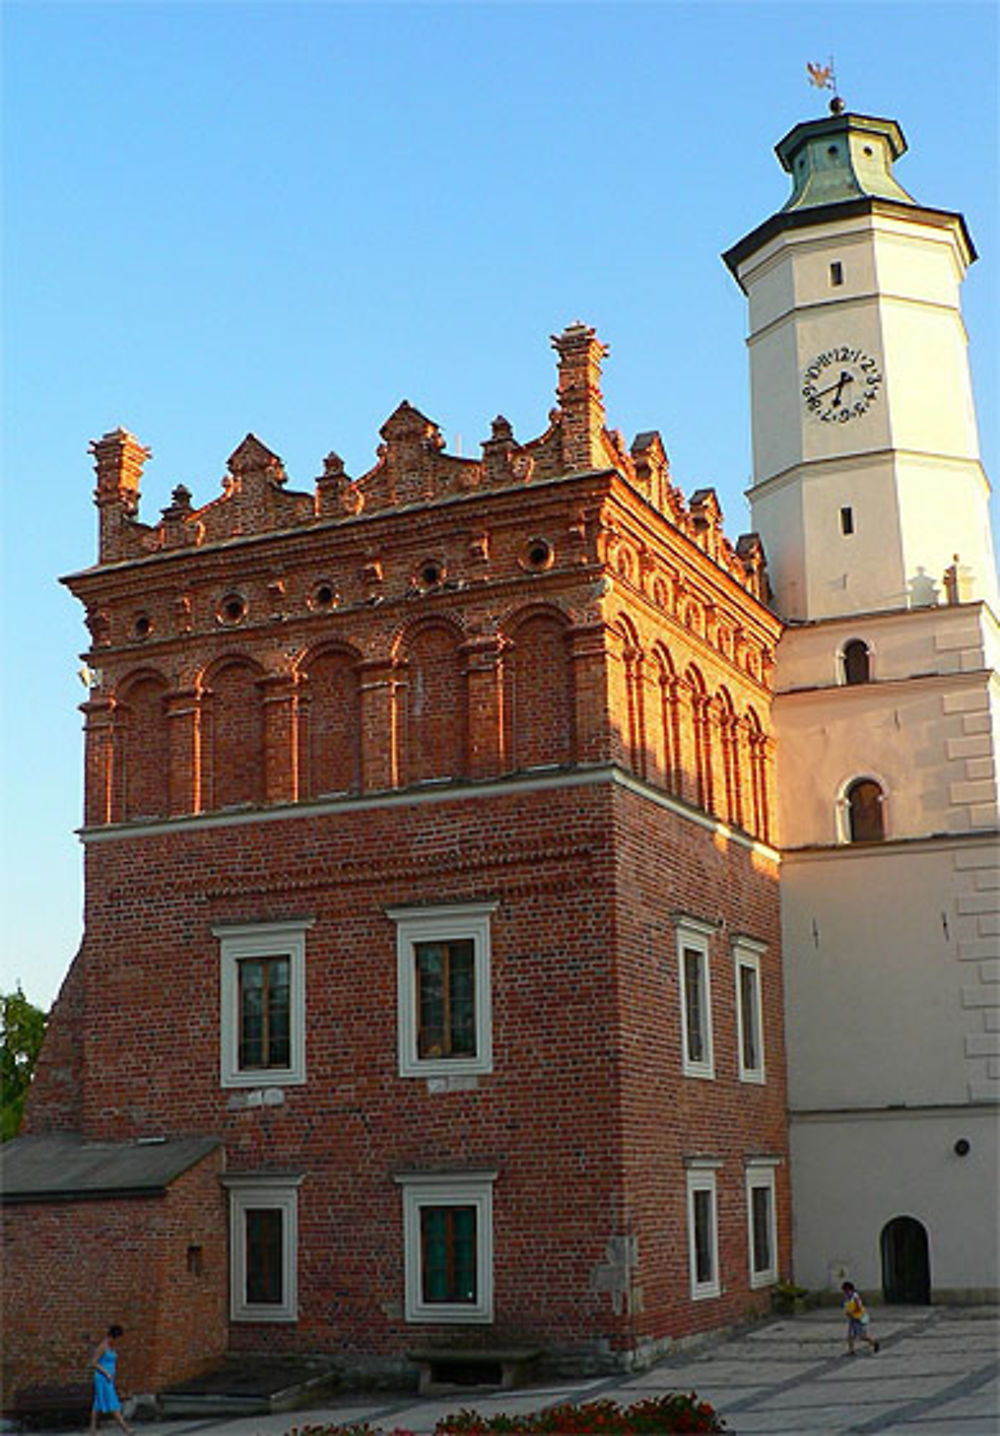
[734,938,766,1083]
[394,1171,496,1323]
[745,1162,779,1287]
[841,638,871,685]
[216,920,312,1088]
[224,1174,301,1322]
[676,917,715,1079]
[686,1163,721,1299]
[389,903,497,1079]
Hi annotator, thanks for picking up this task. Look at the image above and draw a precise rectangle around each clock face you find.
[802,346,883,423]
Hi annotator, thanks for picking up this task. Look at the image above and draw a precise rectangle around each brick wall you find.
[2,1149,226,1399]
[21,777,784,1366]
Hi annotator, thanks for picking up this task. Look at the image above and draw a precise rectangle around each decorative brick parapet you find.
[80,330,771,605]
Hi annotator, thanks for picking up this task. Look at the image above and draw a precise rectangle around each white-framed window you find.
[216,920,312,1088]
[388,902,497,1079]
[676,917,715,1079]
[223,1174,302,1322]
[835,774,887,844]
[734,938,766,1083]
[745,1161,779,1288]
[839,637,871,685]
[394,1170,496,1323]
[685,1162,721,1300]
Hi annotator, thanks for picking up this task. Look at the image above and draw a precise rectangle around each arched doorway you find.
[881,1216,931,1304]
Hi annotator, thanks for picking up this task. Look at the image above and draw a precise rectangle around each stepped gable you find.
[86,324,769,604]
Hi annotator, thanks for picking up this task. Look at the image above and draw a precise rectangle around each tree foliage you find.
[1,986,47,1141]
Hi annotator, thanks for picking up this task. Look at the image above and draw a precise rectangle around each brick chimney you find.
[552,322,609,473]
[90,428,151,561]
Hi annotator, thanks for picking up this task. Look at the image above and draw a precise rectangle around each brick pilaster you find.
[358,659,400,792]
[261,674,299,805]
[165,688,201,817]
[462,634,505,779]
[569,621,610,765]
[82,697,116,827]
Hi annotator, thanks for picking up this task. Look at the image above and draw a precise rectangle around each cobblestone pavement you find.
[29,1306,1000,1436]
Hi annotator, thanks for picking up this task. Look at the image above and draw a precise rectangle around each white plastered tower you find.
[726,104,1000,1303]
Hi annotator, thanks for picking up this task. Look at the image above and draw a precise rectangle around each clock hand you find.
[832,370,853,406]
[815,370,854,405]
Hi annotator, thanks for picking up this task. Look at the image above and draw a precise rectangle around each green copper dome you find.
[776,111,915,211]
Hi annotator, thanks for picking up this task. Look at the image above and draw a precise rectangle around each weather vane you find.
[807,57,845,114]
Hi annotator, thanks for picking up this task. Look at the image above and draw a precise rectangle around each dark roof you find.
[723,196,976,290]
[0,1134,221,1203]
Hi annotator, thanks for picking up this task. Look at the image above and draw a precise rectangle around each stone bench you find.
[9,1383,93,1428]
[406,1347,542,1395]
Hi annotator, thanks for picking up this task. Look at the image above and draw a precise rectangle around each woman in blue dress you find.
[89,1325,132,1435]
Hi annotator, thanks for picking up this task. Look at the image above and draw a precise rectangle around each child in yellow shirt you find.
[841,1281,880,1356]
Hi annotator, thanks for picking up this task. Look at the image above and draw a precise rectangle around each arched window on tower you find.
[842,639,871,686]
[845,778,885,843]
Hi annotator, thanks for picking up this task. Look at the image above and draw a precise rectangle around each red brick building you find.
[3,323,786,1394]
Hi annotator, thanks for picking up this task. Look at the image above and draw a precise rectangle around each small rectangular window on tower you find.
[840,506,854,536]
[830,261,844,286]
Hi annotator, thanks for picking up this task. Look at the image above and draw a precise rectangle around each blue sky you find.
[3,1,998,1011]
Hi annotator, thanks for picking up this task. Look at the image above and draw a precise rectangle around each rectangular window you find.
[693,1189,714,1283]
[416,940,476,1060]
[396,1172,496,1323]
[734,939,766,1083]
[216,921,312,1088]
[676,918,714,1079]
[686,1167,721,1300]
[238,956,290,1070]
[245,1207,284,1304]
[421,1204,477,1304]
[390,903,497,1079]
[684,949,707,1064]
[746,1164,779,1287]
[225,1176,301,1322]
[840,506,854,536]
[830,261,844,286]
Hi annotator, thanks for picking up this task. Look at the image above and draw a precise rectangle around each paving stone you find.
[618,1358,804,1387]
[745,1399,906,1428]
[817,1359,969,1382]
[888,1421,998,1434]
[18,1306,1000,1436]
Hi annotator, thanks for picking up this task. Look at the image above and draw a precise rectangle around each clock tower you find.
[725,107,997,620]
[726,105,999,1308]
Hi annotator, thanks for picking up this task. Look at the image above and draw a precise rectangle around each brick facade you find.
[7,325,787,1392]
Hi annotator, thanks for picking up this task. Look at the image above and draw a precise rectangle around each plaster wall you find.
[781,838,1000,1111]
[773,606,999,847]
[756,455,995,621]
[739,475,809,627]
[881,297,979,459]
[774,601,997,692]
[789,1107,999,1296]
[892,455,999,611]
